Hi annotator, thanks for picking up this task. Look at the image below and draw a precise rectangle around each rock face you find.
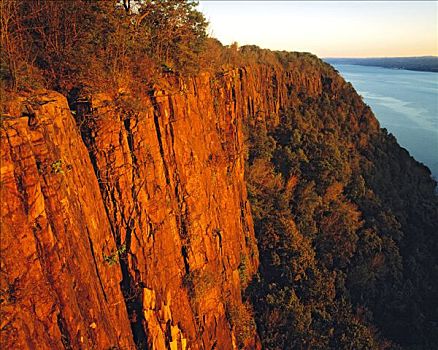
[1,58,363,349]
[1,92,135,349]
[79,71,261,349]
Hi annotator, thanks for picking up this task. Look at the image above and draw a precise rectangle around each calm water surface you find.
[332,64,438,179]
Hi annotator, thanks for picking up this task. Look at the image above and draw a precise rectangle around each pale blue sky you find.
[198,1,438,57]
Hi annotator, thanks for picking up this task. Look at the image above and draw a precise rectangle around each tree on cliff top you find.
[0,0,207,92]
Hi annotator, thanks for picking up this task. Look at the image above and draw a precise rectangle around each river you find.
[331,64,438,180]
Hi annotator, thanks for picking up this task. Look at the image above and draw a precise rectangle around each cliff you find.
[0,54,335,349]
[2,52,437,349]
[1,92,135,349]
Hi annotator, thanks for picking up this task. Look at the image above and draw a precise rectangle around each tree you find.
[1,0,208,91]
[135,0,208,71]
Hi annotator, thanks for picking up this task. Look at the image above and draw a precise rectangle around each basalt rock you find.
[1,58,373,349]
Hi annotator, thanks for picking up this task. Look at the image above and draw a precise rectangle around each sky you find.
[198,1,438,58]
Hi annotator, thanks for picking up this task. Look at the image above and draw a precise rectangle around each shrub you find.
[103,244,126,266]
[226,301,256,349]
[183,269,216,309]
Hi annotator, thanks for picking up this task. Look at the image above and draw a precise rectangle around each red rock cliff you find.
[1,92,135,349]
[1,60,371,349]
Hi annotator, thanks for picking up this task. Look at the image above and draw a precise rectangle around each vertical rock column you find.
[1,92,135,350]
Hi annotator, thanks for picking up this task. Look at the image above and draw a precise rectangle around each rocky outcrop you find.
[1,92,135,349]
[79,71,261,349]
[1,57,371,349]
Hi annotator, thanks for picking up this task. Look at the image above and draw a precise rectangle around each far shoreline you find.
[324,56,438,73]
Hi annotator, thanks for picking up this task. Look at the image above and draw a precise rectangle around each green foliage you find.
[238,253,250,288]
[2,4,437,347]
[1,0,208,92]
[247,123,276,163]
[136,0,208,73]
[244,61,438,349]
[51,160,65,175]
[183,269,216,309]
[225,301,256,349]
[103,244,126,266]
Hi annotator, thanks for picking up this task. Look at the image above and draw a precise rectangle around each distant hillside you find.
[325,56,438,73]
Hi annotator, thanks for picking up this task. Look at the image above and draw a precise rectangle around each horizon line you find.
[322,55,438,59]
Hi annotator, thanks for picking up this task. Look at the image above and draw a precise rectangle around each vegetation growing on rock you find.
[1,1,437,349]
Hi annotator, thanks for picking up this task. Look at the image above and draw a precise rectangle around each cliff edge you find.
[2,52,437,349]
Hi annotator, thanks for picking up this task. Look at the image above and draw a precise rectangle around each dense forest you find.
[243,60,438,349]
[1,1,438,349]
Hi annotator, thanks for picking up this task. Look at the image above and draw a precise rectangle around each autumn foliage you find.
[1,2,437,349]
[244,52,438,349]
[1,0,207,92]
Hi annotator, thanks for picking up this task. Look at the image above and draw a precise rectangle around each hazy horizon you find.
[323,55,438,59]
[199,1,438,58]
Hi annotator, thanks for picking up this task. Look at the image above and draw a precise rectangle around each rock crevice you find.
[1,59,342,349]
